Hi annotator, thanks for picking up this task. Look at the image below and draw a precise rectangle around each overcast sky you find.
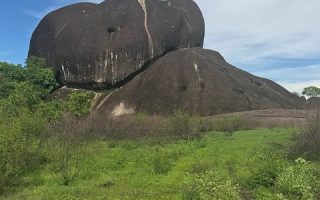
[0,0,319,93]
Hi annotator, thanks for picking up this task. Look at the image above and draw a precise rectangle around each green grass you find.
[1,128,317,199]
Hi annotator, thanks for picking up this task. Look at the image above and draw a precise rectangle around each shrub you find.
[45,114,91,185]
[182,170,240,200]
[170,111,191,137]
[193,117,214,133]
[90,112,202,140]
[151,148,173,174]
[0,110,46,191]
[0,83,43,115]
[215,116,244,136]
[152,153,173,174]
[0,80,15,99]
[289,111,320,160]
[0,62,25,83]
[66,91,92,116]
[245,142,288,190]
[187,159,211,175]
[246,165,280,189]
[0,58,58,96]
[37,99,64,121]
[167,111,204,139]
[275,158,320,199]
[25,57,58,92]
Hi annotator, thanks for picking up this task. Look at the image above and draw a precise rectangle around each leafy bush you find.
[37,99,64,121]
[275,158,320,200]
[0,57,58,193]
[151,150,173,174]
[0,58,58,98]
[246,165,280,189]
[25,57,58,92]
[0,62,25,83]
[66,91,92,116]
[246,143,287,189]
[182,170,240,200]
[0,80,15,99]
[0,110,46,191]
[0,83,43,115]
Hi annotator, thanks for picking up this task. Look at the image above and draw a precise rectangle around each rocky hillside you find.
[29,0,305,116]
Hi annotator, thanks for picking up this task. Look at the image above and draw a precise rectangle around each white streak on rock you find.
[91,93,102,110]
[96,91,115,110]
[137,0,154,58]
[112,101,135,117]
[61,64,66,81]
[54,22,69,39]
[193,62,201,82]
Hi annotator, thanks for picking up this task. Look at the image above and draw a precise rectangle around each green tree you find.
[0,109,45,190]
[302,86,320,98]
[0,58,58,100]
[0,82,46,116]
[0,62,25,82]
[25,57,58,92]
[0,78,15,99]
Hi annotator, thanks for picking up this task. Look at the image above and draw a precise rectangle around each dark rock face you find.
[28,0,205,88]
[96,48,304,116]
[306,97,320,110]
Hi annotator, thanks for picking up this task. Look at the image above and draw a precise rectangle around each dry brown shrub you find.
[45,114,91,185]
[289,110,320,160]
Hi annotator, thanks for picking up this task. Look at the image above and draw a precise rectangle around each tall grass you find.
[289,110,320,160]
[44,114,91,185]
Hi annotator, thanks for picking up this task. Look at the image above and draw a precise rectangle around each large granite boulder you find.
[28,0,205,88]
[96,48,305,116]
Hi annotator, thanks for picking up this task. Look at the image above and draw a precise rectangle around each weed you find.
[182,170,240,200]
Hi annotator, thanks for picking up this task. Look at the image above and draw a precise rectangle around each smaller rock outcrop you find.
[96,48,304,116]
[306,97,320,110]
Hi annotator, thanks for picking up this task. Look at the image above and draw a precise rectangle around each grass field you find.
[2,129,318,200]
[3,128,318,200]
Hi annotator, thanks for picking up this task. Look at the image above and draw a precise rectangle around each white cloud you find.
[194,0,320,92]
[278,80,320,94]
[195,0,320,59]
[254,64,320,93]
[256,64,320,82]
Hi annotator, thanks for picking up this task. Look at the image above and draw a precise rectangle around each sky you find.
[0,0,319,94]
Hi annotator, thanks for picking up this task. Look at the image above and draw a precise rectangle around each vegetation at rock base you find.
[289,111,320,161]
[0,58,320,199]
